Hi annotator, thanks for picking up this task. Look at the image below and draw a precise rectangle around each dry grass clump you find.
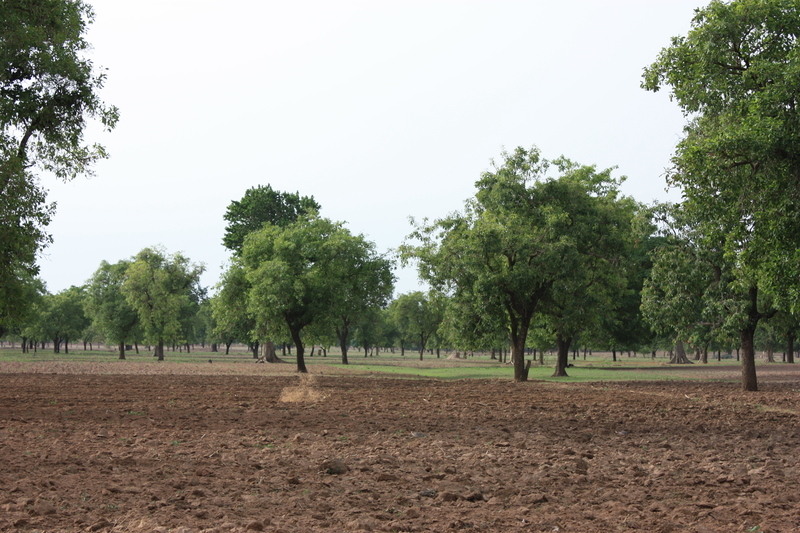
[279,374,327,402]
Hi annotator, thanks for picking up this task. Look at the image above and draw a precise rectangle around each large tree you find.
[404,146,630,381]
[642,0,800,390]
[0,0,118,323]
[122,247,205,361]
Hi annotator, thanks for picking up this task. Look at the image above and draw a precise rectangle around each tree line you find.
[3,0,800,391]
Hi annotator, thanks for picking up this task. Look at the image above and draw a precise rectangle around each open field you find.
[0,354,798,532]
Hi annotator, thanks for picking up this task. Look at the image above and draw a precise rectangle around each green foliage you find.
[121,247,204,360]
[403,146,633,381]
[0,0,117,324]
[642,0,798,388]
[222,184,320,254]
[389,292,445,359]
[85,260,139,355]
[211,261,254,347]
[242,215,393,372]
[38,285,89,352]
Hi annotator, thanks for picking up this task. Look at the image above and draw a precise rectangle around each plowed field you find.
[0,364,798,532]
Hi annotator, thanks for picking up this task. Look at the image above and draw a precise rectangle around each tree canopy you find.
[0,0,118,325]
[222,184,320,254]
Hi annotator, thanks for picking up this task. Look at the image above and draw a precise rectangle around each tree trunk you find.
[669,340,693,364]
[787,332,795,364]
[510,321,531,382]
[118,341,126,360]
[260,341,283,363]
[612,347,617,362]
[552,334,571,377]
[337,320,350,365]
[290,328,307,373]
[741,325,758,391]
[155,340,165,361]
[211,343,218,352]
[225,341,232,355]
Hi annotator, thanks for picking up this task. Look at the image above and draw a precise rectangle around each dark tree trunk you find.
[225,341,232,355]
[787,332,795,364]
[155,340,165,361]
[612,347,617,362]
[510,318,532,382]
[118,341,126,360]
[251,342,260,359]
[337,322,349,366]
[211,343,218,353]
[552,334,571,377]
[290,328,307,373]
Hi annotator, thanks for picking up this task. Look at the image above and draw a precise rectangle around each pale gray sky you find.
[38,0,702,296]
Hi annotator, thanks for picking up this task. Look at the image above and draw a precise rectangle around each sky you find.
[38,0,704,296]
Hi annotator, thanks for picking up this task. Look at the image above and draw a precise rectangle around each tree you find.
[85,259,139,359]
[328,234,394,365]
[390,292,444,361]
[211,261,265,358]
[642,0,799,389]
[122,247,205,361]
[39,285,88,353]
[222,184,320,254]
[0,0,118,323]
[242,216,389,373]
[404,146,630,381]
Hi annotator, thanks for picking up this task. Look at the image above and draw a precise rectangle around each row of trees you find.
[4,0,800,392]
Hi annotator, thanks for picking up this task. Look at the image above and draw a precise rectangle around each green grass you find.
[0,344,760,383]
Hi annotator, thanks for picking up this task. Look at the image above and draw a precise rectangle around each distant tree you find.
[222,184,320,254]
[0,0,118,323]
[122,247,205,361]
[40,286,89,353]
[242,216,388,373]
[390,292,444,361]
[85,260,139,359]
[212,261,264,358]
[328,234,394,365]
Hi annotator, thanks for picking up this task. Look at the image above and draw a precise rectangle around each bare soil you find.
[0,365,798,532]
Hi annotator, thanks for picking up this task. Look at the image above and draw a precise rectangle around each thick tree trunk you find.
[510,321,531,382]
[211,343,218,353]
[155,340,165,361]
[259,341,283,363]
[118,341,126,360]
[251,342,260,359]
[612,347,617,362]
[741,325,758,391]
[552,334,572,377]
[669,340,693,364]
[787,332,795,364]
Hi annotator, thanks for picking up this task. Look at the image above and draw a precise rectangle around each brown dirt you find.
[0,368,798,532]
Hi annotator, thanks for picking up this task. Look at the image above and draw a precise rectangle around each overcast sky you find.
[38,0,703,296]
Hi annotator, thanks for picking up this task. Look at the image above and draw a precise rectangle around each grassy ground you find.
[0,343,779,382]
